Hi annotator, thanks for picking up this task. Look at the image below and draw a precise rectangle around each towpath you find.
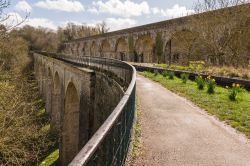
[135,75,250,166]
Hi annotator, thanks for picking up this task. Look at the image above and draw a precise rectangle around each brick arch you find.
[61,81,80,166]
[115,37,129,61]
[135,35,155,63]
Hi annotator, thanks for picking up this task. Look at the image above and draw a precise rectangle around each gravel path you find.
[135,75,250,166]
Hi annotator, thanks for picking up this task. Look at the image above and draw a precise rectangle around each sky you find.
[4,0,198,31]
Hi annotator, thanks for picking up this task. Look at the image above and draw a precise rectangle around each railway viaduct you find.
[32,3,249,166]
[62,4,249,65]
[33,52,136,166]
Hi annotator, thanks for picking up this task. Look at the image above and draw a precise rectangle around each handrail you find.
[69,66,136,166]
[36,52,136,166]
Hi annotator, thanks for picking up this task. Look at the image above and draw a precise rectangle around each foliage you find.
[141,71,250,138]
[155,33,163,63]
[0,69,56,165]
[192,0,250,67]
[154,71,159,76]
[154,64,250,80]
[12,26,58,52]
[96,21,110,34]
[181,73,189,83]
[189,61,205,72]
[162,71,168,77]
[0,13,56,166]
[168,71,175,80]
[0,35,28,70]
[206,76,216,94]
[228,83,244,101]
[195,75,205,90]
[39,149,59,166]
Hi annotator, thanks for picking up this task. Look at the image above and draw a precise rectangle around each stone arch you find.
[61,82,80,166]
[168,29,198,65]
[45,66,53,113]
[115,38,129,61]
[51,71,61,133]
[100,39,112,58]
[76,42,81,56]
[135,35,155,63]
[90,41,98,57]
[81,42,87,56]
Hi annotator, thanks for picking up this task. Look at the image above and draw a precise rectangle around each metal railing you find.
[37,52,136,166]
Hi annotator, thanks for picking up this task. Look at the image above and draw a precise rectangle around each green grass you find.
[141,71,250,139]
[39,149,59,166]
[154,64,190,71]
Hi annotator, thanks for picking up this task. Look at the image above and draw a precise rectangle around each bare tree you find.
[96,21,110,34]
[0,0,28,39]
[191,0,250,66]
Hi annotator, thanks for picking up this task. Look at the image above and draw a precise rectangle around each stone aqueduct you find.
[63,17,194,64]
[32,4,249,166]
[33,52,136,166]
[63,4,249,65]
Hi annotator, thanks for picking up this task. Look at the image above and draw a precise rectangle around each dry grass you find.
[0,67,56,165]
[0,35,56,165]
[206,66,250,79]
[154,64,250,79]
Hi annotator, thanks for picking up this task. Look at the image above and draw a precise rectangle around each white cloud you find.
[152,4,194,18]
[35,0,84,12]
[15,0,32,12]
[105,18,137,31]
[61,17,137,31]
[88,0,150,18]
[3,12,57,30]
[25,18,57,30]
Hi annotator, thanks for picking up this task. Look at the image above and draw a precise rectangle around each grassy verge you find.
[126,96,142,166]
[154,64,250,79]
[141,71,250,139]
[39,149,59,166]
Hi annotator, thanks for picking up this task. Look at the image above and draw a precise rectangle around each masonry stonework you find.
[33,53,125,166]
[62,4,250,66]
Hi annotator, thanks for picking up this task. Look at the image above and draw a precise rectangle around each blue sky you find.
[5,0,197,31]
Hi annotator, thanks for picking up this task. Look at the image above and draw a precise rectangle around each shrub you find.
[195,75,205,90]
[228,83,244,101]
[206,76,216,94]
[189,61,205,72]
[180,73,189,83]
[168,71,175,79]
[162,71,168,77]
[154,71,159,76]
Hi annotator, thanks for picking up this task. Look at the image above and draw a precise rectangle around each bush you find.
[228,83,244,101]
[195,75,205,90]
[162,71,168,77]
[154,71,159,76]
[206,76,216,94]
[189,61,205,72]
[168,71,175,79]
[180,73,189,83]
